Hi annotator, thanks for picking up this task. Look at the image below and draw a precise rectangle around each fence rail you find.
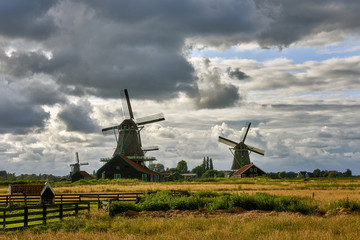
[0,202,90,230]
[0,192,145,206]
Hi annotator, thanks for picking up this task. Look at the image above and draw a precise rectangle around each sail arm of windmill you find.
[80,162,89,165]
[141,146,159,152]
[102,125,119,135]
[218,136,237,148]
[245,144,265,155]
[136,113,165,125]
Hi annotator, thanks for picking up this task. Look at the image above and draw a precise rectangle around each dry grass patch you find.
[2,211,360,240]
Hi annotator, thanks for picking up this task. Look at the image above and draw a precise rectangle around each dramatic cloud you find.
[0,0,359,175]
[227,67,250,80]
[58,100,99,133]
[0,81,50,134]
[0,0,59,40]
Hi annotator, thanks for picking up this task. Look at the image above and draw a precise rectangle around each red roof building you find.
[233,164,266,178]
[96,154,162,181]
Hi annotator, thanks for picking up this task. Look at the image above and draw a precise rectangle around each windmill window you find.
[116,166,120,170]
[254,168,257,172]
[250,168,253,172]
[114,174,121,179]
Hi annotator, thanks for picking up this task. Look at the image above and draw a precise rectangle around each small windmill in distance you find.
[70,152,89,175]
[218,122,265,170]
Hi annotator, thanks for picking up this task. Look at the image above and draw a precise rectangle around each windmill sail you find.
[121,89,134,119]
[218,136,237,148]
[142,146,159,152]
[102,125,119,135]
[240,122,251,143]
[137,113,165,125]
[245,144,265,155]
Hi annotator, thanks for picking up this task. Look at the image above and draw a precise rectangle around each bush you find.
[171,195,201,210]
[329,198,360,211]
[110,201,138,216]
[137,191,172,211]
[108,190,317,216]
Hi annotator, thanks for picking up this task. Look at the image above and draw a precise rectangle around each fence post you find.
[24,206,28,228]
[98,195,101,209]
[61,195,63,204]
[75,203,79,215]
[59,204,63,220]
[3,210,5,229]
[43,204,47,225]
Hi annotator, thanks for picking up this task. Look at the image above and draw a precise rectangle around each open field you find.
[1,177,356,204]
[1,211,360,240]
[1,177,360,239]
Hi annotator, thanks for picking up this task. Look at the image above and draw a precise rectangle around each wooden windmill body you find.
[101,89,164,166]
[219,122,265,171]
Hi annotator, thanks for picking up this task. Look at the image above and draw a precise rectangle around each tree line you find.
[148,156,225,178]
[267,168,352,179]
[0,170,67,182]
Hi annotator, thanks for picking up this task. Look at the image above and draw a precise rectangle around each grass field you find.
[1,177,360,239]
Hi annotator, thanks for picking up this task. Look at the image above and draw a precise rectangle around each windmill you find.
[218,122,264,170]
[101,89,165,166]
[70,152,89,175]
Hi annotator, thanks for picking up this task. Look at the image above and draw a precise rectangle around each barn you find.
[96,154,161,182]
[70,170,92,182]
[232,164,266,178]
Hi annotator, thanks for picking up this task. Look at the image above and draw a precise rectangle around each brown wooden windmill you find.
[218,122,264,170]
[101,89,165,166]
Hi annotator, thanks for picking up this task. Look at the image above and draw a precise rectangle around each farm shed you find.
[232,164,266,178]
[71,170,92,182]
[96,154,162,182]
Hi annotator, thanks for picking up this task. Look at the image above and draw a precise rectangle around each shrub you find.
[329,198,360,211]
[110,201,138,216]
[170,195,201,210]
[206,195,231,211]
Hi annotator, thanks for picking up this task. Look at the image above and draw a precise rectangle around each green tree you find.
[320,170,328,177]
[191,165,205,178]
[278,171,286,179]
[202,170,217,178]
[176,160,188,173]
[344,169,352,177]
[0,170,6,177]
[209,158,214,170]
[328,172,336,178]
[313,169,321,177]
[148,163,165,173]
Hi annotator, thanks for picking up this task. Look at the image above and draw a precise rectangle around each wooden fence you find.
[0,192,145,207]
[0,202,90,230]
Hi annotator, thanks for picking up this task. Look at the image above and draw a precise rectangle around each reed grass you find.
[2,211,360,240]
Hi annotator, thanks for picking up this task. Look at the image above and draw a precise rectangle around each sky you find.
[0,0,360,176]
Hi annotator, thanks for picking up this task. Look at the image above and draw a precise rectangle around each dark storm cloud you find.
[0,51,58,77]
[254,0,360,47]
[0,83,50,134]
[2,0,360,105]
[0,0,59,40]
[58,100,100,133]
[227,67,250,80]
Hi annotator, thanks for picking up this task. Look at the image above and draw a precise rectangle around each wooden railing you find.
[0,192,145,206]
[0,202,90,230]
